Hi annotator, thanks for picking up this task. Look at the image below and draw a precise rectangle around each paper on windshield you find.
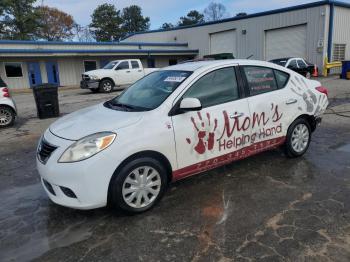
[164,76,186,82]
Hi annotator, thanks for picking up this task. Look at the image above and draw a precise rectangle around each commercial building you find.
[0,41,197,89]
[124,0,350,74]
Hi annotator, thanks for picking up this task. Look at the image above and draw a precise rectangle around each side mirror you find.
[179,98,202,111]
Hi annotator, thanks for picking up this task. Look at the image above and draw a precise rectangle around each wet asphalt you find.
[1,80,350,262]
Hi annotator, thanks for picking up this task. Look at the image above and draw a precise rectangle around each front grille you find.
[82,74,90,81]
[38,139,57,164]
[43,179,56,195]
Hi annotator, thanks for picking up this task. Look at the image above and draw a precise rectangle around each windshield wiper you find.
[106,100,135,111]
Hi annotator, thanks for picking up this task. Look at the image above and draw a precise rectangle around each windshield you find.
[103,61,118,69]
[270,59,287,66]
[106,70,192,111]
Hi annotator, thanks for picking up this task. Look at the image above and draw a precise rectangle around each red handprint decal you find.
[186,112,218,154]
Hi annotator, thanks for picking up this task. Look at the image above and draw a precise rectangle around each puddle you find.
[335,143,350,153]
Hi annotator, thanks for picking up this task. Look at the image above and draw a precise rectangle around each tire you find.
[109,157,168,213]
[90,88,99,93]
[0,105,15,128]
[285,118,311,158]
[99,79,114,93]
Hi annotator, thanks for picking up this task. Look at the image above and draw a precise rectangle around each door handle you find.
[286,98,297,105]
[230,112,244,119]
[126,70,131,73]
[138,70,142,72]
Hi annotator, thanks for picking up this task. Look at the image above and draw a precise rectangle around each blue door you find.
[27,62,42,87]
[45,61,60,85]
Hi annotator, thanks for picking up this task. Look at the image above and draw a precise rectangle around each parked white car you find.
[80,59,159,93]
[37,60,328,213]
[0,77,17,128]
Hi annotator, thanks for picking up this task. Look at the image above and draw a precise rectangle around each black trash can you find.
[32,84,59,119]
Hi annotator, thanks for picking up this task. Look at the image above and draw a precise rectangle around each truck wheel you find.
[285,118,311,158]
[109,157,168,213]
[0,105,15,128]
[99,79,114,93]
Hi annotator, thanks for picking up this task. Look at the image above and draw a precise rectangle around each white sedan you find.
[37,60,328,213]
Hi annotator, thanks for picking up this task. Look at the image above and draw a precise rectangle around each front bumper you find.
[80,80,99,89]
[36,129,122,210]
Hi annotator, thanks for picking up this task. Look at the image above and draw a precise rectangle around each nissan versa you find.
[37,60,328,213]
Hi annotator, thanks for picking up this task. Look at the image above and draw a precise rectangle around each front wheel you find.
[99,79,114,93]
[285,118,311,158]
[109,157,168,213]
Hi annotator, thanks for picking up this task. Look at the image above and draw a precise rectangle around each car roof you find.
[163,59,283,72]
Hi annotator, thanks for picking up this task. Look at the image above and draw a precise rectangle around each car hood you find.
[49,103,143,140]
[84,69,112,76]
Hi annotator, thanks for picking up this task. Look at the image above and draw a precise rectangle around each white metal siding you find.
[125,5,328,72]
[265,25,307,60]
[333,6,350,60]
[210,30,236,55]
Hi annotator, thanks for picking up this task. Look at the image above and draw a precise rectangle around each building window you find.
[332,44,346,62]
[169,59,177,66]
[84,60,97,72]
[5,62,23,77]
[147,58,155,68]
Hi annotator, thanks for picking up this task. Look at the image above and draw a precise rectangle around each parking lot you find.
[1,77,350,262]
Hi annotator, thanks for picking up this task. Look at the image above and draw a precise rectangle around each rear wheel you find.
[99,79,114,93]
[285,118,311,157]
[0,106,15,128]
[109,157,168,213]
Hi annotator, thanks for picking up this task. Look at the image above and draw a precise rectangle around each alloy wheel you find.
[0,108,12,126]
[103,82,112,92]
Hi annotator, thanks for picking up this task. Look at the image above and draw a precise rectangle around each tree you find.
[73,24,94,42]
[178,10,204,26]
[89,3,123,41]
[121,5,150,36]
[161,23,174,29]
[204,2,228,21]
[0,0,39,40]
[36,6,74,41]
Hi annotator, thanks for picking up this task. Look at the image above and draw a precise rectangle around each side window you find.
[274,70,289,89]
[243,66,277,95]
[183,67,239,108]
[116,61,130,70]
[288,59,298,69]
[131,61,140,69]
[297,59,307,68]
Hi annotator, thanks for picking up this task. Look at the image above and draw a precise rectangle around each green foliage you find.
[161,23,174,30]
[89,3,123,41]
[178,10,204,26]
[121,5,150,36]
[35,6,75,41]
[0,0,39,40]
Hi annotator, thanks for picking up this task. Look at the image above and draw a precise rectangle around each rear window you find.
[0,77,6,87]
[270,59,287,67]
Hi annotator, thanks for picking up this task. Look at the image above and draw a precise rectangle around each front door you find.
[114,61,134,85]
[45,61,60,85]
[27,62,42,88]
[241,65,292,147]
[171,66,251,180]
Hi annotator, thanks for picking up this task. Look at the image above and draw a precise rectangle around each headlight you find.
[58,132,116,163]
[89,75,100,80]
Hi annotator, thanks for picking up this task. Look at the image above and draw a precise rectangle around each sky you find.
[36,0,350,30]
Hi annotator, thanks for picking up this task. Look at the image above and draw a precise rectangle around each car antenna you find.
[246,54,253,59]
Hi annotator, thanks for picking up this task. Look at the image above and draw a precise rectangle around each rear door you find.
[171,66,251,180]
[129,60,144,82]
[241,65,293,146]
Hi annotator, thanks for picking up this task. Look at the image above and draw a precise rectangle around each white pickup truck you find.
[80,59,159,93]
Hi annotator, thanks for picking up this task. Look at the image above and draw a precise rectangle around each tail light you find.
[316,86,328,97]
[1,87,10,97]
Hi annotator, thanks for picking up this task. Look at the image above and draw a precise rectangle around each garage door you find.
[210,30,236,56]
[265,25,307,60]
